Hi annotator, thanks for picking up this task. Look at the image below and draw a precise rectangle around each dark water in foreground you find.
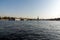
[0,20,60,40]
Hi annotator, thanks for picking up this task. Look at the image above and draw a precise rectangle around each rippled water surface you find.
[0,20,60,40]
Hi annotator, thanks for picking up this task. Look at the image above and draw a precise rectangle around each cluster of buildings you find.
[0,16,40,21]
[0,16,60,21]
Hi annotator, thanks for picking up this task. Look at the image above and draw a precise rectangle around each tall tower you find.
[37,16,39,20]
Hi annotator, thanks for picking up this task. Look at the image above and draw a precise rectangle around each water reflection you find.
[0,21,60,40]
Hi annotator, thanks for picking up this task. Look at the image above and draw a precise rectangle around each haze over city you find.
[0,0,60,19]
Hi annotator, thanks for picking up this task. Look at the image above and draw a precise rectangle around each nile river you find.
[0,20,60,40]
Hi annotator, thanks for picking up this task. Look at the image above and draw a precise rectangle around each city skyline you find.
[0,0,60,19]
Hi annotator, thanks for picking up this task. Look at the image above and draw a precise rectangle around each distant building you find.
[15,19,20,21]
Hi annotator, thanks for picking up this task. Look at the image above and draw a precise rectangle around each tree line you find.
[0,16,15,20]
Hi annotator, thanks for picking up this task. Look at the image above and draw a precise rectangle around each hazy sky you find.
[0,0,60,19]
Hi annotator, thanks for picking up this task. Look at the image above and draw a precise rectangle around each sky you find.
[0,0,60,19]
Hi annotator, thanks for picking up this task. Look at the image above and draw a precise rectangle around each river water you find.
[0,20,60,40]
